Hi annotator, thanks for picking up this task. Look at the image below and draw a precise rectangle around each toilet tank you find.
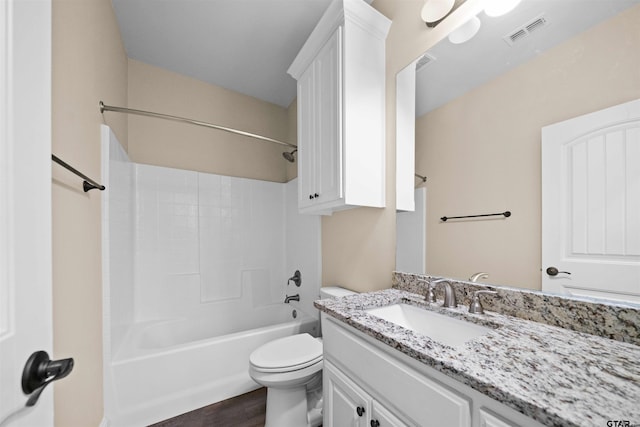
[319,286,357,299]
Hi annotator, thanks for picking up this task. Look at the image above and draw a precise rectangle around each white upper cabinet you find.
[288,0,391,214]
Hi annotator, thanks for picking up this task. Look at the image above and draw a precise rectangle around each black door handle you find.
[546,267,571,276]
[356,406,365,417]
[22,350,74,407]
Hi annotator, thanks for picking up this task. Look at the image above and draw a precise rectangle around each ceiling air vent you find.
[416,53,436,72]
[503,14,548,46]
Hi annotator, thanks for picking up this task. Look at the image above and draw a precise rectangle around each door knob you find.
[21,350,74,407]
[546,267,571,276]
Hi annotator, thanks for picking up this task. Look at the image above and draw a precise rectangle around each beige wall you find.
[320,0,484,292]
[127,59,291,182]
[416,5,640,290]
[52,0,128,425]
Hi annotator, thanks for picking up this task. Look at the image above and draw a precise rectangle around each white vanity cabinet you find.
[321,314,546,427]
[288,0,391,214]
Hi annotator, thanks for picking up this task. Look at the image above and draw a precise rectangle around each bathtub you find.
[105,304,318,427]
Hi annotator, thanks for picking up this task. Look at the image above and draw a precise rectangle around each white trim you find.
[0,0,12,341]
[395,62,417,212]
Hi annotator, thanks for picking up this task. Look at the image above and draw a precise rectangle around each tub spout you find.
[284,294,300,303]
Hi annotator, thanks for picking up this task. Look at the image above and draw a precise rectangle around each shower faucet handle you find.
[288,270,301,287]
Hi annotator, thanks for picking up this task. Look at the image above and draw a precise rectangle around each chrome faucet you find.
[469,272,489,283]
[431,278,457,308]
[284,294,300,303]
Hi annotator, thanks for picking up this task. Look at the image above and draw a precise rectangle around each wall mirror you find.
[396,0,640,304]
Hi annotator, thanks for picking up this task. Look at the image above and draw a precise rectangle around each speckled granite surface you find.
[393,271,640,346]
[315,288,640,427]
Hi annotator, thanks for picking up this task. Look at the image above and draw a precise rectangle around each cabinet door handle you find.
[314,193,319,198]
[309,194,314,200]
[370,420,380,427]
[356,406,365,417]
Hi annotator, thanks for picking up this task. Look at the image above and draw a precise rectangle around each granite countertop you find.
[315,288,640,427]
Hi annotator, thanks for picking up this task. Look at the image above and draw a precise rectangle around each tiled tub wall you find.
[103,124,321,354]
[392,272,640,346]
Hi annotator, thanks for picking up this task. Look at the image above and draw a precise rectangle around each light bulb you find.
[421,0,455,24]
[484,0,522,17]
[448,16,481,44]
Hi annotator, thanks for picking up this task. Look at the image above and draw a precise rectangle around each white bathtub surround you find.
[101,126,135,369]
[101,125,321,426]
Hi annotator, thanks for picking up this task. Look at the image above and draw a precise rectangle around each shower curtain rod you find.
[99,101,297,149]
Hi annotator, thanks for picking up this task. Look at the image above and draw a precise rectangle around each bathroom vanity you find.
[316,281,640,427]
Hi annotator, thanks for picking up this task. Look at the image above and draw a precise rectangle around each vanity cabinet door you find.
[478,408,520,427]
[324,360,370,427]
[371,400,412,427]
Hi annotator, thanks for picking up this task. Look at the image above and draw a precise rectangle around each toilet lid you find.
[250,333,322,371]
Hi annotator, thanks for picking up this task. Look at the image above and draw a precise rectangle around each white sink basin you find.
[365,303,493,348]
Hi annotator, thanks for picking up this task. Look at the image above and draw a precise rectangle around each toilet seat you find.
[250,333,322,373]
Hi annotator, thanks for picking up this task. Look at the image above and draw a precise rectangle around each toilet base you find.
[264,376,322,427]
[265,387,307,427]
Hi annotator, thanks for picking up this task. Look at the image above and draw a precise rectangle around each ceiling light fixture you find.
[484,0,522,17]
[447,16,481,44]
[421,0,455,26]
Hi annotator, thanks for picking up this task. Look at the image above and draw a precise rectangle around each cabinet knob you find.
[370,420,380,427]
[314,193,319,198]
[309,194,314,200]
[356,406,365,417]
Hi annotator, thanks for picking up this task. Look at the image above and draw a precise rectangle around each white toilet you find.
[249,286,356,427]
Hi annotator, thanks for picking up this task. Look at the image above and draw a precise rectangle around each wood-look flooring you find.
[148,388,267,427]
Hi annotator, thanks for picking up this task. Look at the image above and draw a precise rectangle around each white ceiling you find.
[415,0,640,117]
[111,0,332,108]
[112,0,639,113]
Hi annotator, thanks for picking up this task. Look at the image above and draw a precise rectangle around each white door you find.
[324,361,369,427]
[315,27,342,206]
[542,98,640,302]
[0,0,55,426]
[297,63,316,209]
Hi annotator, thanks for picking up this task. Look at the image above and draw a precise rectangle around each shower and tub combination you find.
[100,125,321,426]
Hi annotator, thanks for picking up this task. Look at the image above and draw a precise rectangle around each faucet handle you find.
[469,272,489,283]
[468,290,497,314]
[417,279,437,303]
